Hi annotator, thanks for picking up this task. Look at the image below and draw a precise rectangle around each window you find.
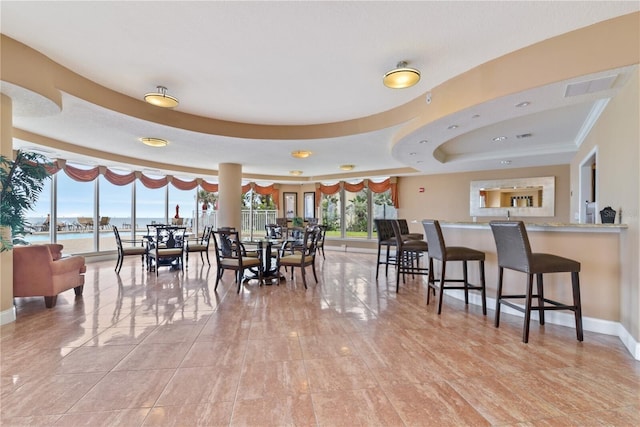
[344,188,369,239]
[57,171,96,253]
[320,193,341,238]
[98,175,132,251]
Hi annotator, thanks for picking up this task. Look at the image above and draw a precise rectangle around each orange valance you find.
[171,176,199,191]
[64,164,100,182]
[315,178,398,208]
[200,180,219,193]
[139,173,168,189]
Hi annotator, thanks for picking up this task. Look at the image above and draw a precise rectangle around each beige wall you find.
[1,94,14,317]
[570,68,640,339]
[396,165,570,235]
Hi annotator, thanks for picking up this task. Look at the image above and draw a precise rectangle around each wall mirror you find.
[470,176,555,217]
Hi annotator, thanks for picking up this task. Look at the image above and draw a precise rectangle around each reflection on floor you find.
[1,251,639,426]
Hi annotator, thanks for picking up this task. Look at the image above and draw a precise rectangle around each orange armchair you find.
[13,244,87,308]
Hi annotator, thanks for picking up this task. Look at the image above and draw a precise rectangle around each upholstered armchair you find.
[13,244,87,308]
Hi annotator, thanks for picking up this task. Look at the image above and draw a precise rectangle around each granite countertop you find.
[437,221,627,233]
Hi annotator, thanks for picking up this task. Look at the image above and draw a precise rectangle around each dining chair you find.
[277,226,321,289]
[211,229,263,293]
[422,219,486,315]
[316,224,327,259]
[490,220,583,343]
[147,226,186,275]
[390,219,429,293]
[113,226,147,274]
[185,225,212,266]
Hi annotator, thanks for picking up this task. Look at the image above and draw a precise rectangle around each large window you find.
[344,188,369,239]
[169,185,196,229]
[57,171,96,253]
[98,175,132,251]
[372,189,397,239]
[135,181,166,233]
[320,193,341,238]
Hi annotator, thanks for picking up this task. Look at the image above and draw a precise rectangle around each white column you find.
[218,163,242,231]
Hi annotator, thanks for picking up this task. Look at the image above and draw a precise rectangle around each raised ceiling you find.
[1,1,638,183]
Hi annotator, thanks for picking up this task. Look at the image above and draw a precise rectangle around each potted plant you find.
[0,150,51,251]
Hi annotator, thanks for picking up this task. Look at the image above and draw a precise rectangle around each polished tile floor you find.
[1,251,639,426]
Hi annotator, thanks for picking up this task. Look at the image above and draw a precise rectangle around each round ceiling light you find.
[289,170,303,176]
[291,150,312,159]
[144,86,179,108]
[140,137,169,147]
[339,164,355,171]
[383,61,421,89]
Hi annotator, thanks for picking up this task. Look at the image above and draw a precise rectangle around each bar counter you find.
[433,221,627,328]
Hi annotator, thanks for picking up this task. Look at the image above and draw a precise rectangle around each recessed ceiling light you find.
[516,133,533,139]
[492,136,508,142]
[447,125,458,130]
[416,160,424,164]
[418,140,428,144]
[409,152,417,156]
[472,114,480,118]
[515,101,531,108]
[500,160,512,165]
[339,164,355,171]
[144,86,179,108]
[291,150,312,159]
[139,137,169,147]
[289,170,303,176]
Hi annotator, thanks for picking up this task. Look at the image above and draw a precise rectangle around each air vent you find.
[565,75,618,97]
[516,133,532,139]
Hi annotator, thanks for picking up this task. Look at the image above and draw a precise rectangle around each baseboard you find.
[447,289,640,361]
[0,305,16,325]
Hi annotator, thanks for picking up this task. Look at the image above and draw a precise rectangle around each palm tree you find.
[0,150,51,251]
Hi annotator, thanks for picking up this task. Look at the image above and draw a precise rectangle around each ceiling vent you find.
[516,133,532,139]
[565,75,618,97]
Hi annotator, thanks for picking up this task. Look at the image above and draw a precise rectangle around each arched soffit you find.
[392,12,640,166]
[1,34,425,141]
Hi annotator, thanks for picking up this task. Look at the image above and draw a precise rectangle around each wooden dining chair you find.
[277,226,321,289]
[113,226,147,274]
[185,225,212,266]
[147,226,186,275]
[211,229,263,293]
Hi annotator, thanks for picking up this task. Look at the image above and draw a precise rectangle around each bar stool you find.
[422,220,486,315]
[390,220,429,293]
[489,221,583,343]
[374,219,397,279]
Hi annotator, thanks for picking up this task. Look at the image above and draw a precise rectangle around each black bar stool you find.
[374,219,397,279]
[490,221,583,343]
[422,220,486,315]
[390,220,429,293]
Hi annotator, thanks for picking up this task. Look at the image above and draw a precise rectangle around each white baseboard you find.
[0,305,16,325]
[447,289,639,361]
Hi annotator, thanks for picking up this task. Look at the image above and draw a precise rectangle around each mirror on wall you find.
[470,176,555,217]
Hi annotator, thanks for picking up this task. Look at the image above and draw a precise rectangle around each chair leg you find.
[115,255,122,273]
[376,244,382,279]
[215,267,222,290]
[395,252,402,293]
[495,267,504,327]
[523,274,534,343]
[536,273,545,325]
[572,271,584,341]
[463,261,469,305]
[205,250,210,265]
[479,261,487,315]
[44,295,57,308]
[426,257,434,306]
[301,266,308,289]
[437,261,446,315]
[312,262,318,283]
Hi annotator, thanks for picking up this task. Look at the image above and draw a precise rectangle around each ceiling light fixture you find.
[447,125,458,130]
[383,61,421,89]
[339,164,355,171]
[492,136,508,142]
[291,150,312,159]
[289,170,303,176]
[144,86,179,108]
[500,160,512,165]
[515,101,531,108]
[140,137,169,147]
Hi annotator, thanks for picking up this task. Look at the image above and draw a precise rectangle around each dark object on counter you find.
[600,206,616,224]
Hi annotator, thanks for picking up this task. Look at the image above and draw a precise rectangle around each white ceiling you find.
[1,1,638,183]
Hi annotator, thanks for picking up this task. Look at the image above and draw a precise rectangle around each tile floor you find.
[1,251,639,426]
